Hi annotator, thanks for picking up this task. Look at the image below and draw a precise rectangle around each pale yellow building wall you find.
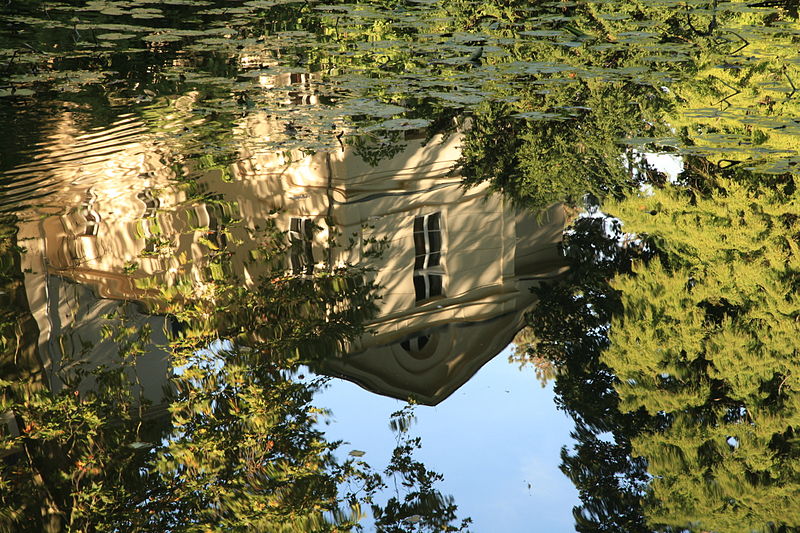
[9,106,568,405]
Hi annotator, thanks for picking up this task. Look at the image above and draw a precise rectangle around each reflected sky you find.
[317,345,580,532]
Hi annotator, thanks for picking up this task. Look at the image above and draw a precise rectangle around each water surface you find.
[2,1,800,531]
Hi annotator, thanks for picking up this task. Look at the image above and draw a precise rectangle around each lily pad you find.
[97,33,137,40]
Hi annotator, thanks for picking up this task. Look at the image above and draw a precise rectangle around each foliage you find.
[523,215,655,533]
[603,179,800,532]
[510,326,559,386]
[5,0,800,531]
[151,350,365,532]
[0,220,468,532]
[371,405,471,533]
[455,0,800,208]
[459,89,661,209]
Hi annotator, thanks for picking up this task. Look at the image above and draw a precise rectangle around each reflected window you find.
[413,213,443,302]
[413,213,441,269]
[81,190,100,237]
[289,73,315,105]
[289,217,315,275]
[138,190,161,254]
[413,273,442,301]
[138,190,160,218]
[197,202,229,250]
[401,335,429,352]
[400,334,438,360]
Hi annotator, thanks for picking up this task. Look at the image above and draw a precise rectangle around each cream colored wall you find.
[349,184,510,319]
[17,117,562,335]
[10,105,568,406]
[14,113,192,282]
[324,312,528,405]
[328,133,462,193]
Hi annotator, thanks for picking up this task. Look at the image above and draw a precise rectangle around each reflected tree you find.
[524,168,800,532]
[604,177,800,532]
[0,222,469,532]
[370,405,471,533]
[522,214,655,533]
[5,0,800,531]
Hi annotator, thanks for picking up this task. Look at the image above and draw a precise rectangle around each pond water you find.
[2,1,800,531]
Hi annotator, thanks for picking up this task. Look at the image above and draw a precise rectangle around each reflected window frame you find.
[412,212,445,303]
[81,189,101,237]
[400,333,439,360]
[289,217,316,275]
[138,189,162,254]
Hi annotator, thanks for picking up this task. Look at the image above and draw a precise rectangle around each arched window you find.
[400,334,438,360]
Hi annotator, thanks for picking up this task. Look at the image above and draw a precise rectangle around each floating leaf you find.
[97,33,136,40]
[366,118,431,132]
[142,33,182,43]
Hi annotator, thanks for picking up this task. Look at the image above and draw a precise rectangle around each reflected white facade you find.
[7,108,568,405]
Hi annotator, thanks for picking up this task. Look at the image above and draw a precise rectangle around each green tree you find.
[0,223,469,532]
[523,215,655,533]
[603,178,800,532]
[370,405,471,533]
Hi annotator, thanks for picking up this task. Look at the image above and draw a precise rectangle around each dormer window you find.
[413,213,443,302]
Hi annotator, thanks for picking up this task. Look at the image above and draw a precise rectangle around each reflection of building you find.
[224,120,569,404]
[6,108,568,406]
[321,203,566,405]
[8,113,182,404]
